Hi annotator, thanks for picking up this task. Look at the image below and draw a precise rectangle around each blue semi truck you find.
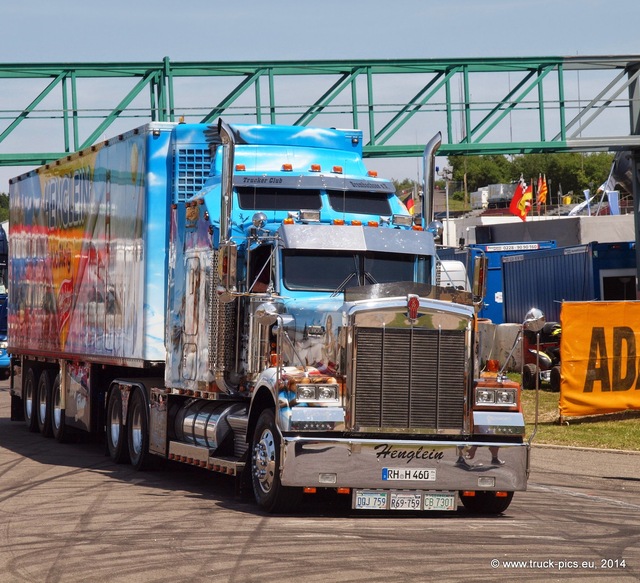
[8,120,536,513]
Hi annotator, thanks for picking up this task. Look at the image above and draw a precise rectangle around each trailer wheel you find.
[522,363,538,390]
[251,409,302,513]
[106,388,129,464]
[23,368,39,433]
[460,491,514,514]
[36,369,53,437]
[550,366,561,393]
[127,388,151,471]
[50,374,69,443]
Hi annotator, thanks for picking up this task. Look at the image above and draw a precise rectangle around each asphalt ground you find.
[1,383,639,583]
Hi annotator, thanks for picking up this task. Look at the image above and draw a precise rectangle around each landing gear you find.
[251,409,301,513]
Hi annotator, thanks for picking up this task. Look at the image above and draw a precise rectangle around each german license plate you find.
[423,492,456,511]
[382,468,436,481]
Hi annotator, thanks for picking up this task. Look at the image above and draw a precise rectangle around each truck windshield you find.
[282,250,430,291]
[327,190,392,215]
[237,187,322,210]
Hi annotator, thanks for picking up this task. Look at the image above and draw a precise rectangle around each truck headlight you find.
[475,389,495,404]
[474,387,517,407]
[296,383,339,403]
[0,341,7,349]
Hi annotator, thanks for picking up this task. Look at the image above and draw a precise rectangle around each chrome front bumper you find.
[281,437,530,491]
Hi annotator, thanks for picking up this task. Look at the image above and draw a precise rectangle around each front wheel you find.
[550,366,561,393]
[460,491,514,514]
[251,409,302,513]
[522,363,538,390]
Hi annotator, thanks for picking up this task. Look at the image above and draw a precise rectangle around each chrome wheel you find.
[129,399,143,459]
[109,402,122,449]
[253,427,276,495]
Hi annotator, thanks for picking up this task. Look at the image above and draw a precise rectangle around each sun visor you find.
[278,223,436,255]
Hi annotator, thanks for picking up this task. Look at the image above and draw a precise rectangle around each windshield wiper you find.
[364,271,378,285]
[330,271,358,297]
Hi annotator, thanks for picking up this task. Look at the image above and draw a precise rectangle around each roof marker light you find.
[332,165,343,174]
[310,164,321,172]
[235,164,246,171]
[351,220,362,226]
[282,163,293,172]
[368,170,378,177]
[367,221,379,227]
[333,219,345,225]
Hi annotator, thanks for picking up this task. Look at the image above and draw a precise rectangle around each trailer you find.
[9,120,535,514]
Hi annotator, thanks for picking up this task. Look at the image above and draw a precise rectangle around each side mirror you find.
[254,301,279,326]
[523,307,546,332]
[471,254,488,305]
[217,241,238,303]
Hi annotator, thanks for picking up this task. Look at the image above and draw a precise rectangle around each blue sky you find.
[4,0,639,62]
[2,0,640,188]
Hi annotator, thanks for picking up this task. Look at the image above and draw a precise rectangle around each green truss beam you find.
[2,55,640,168]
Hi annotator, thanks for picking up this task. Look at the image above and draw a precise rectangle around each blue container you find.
[438,241,556,323]
[502,241,636,324]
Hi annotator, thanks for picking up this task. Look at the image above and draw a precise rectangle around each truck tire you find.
[251,409,302,513]
[50,374,69,443]
[550,366,561,393]
[106,388,130,464]
[36,369,53,437]
[522,363,538,390]
[459,491,514,514]
[23,368,39,433]
[127,388,151,471]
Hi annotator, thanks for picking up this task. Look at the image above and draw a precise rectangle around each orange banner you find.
[560,301,640,417]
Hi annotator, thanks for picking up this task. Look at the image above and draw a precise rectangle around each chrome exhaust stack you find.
[422,132,442,229]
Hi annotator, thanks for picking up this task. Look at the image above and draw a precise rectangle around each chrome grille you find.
[354,327,466,431]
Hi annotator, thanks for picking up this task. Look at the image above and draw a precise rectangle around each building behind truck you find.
[8,120,533,514]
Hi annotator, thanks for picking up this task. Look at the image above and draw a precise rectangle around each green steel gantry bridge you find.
[2,55,640,167]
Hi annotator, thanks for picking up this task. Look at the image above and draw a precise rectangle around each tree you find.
[447,152,614,206]
[448,154,512,193]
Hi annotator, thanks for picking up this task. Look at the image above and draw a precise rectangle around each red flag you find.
[537,174,548,207]
[509,177,532,221]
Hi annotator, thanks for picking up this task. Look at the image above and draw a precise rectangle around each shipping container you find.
[502,241,636,324]
[438,241,556,323]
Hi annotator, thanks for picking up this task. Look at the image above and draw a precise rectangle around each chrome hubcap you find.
[253,428,276,494]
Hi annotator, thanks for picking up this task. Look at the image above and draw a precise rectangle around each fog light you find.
[319,473,337,484]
